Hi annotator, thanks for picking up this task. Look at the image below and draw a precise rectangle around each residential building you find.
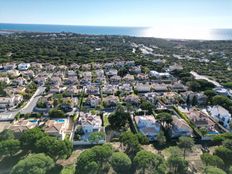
[8,119,38,137]
[185,108,218,134]
[124,94,140,106]
[106,69,118,77]
[103,95,119,107]
[102,85,118,95]
[84,85,100,95]
[18,63,31,71]
[43,119,69,140]
[110,75,121,84]
[86,95,101,107]
[0,95,23,111]
[135,83,151,93]
[119,84,133,95]
[208,105,231,129]
[152,83,169,92]
[79,113,102,133]
[169,116,192,138]
[123,74,135,83]
[134,115,161,141]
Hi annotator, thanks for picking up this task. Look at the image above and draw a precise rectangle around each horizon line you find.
[0,22,150,29]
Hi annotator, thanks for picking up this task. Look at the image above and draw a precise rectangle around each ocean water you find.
[0,23,232,40]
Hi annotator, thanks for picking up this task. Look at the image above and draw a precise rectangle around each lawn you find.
[103,114,109,126]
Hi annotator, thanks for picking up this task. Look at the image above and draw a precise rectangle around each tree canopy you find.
[35,136,72,160]
[0,139,20,157]
[178,136,194,158]
[48,109,65,118]
[111,152,132,174]
[0,129,15,141]
[108,105,130,130]
[204,166,226,174]
[11,153,55,174]
[76,144,113,174]
[119,131,141,157]
[20,128,46,150]
[133,150,166,174]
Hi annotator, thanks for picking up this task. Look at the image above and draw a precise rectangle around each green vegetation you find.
[188,79,215,92]
[108,105,130,130]
[11,153,55,174]
[60,165,75,174]
[223,82,232,89]
[49,108,65,118]
[75,144,113,174]
[88,132,105,144]
[204,166,226,174]
[133,150,166,174]
[0,129,15,141]
[111,152,132,174]
[0,139,20,157]
[20,128,72,160]
[177,136,194,159]
[212,95,232,113]
[0,82,7,97]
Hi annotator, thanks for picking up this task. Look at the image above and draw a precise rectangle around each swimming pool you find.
[55,119,65,123]
[29,120,38,123]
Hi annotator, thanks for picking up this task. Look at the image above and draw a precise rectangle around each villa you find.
[185,108,218,134]
[119,84,133,95]
[84,85,100,95]
[78,113,102,133]
[169,116,192,138]
[86,95,101,108]
[134,115,161,141]
[110,75,121,84]
[208,105,231,129]
[106,69,118,77]
[123,74,135,83]
[103,95,119,107]
[102,84,118,95]
[135,83,151,93]
[43,119,69,140]
[0,95,23,112]
[124,94,140,106]
[8,119,38,137]
[18,63,31,71]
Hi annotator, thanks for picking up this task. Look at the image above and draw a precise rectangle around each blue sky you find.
[0,0,232,28]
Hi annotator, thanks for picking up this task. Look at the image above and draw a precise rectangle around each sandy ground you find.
[0,122,11,132]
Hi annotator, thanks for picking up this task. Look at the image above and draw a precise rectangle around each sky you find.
[0,0,232,29]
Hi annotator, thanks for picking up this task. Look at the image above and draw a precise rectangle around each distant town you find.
[0,32,232,174]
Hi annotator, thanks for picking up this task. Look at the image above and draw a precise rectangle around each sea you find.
[0,23,232,41]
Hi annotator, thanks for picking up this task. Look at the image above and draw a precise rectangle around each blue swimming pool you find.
[29,120,38,123]
[55,119,65,123]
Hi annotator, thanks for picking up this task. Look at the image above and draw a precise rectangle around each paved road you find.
[190,71,222,87]
[0,86,46,120]
[20,86,46,114]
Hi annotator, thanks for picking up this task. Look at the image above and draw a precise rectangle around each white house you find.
[208,105,231,129]
[134,115,161,141]
[79,113,102,133]
[150,71,171,79]
[18,63,31,71]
